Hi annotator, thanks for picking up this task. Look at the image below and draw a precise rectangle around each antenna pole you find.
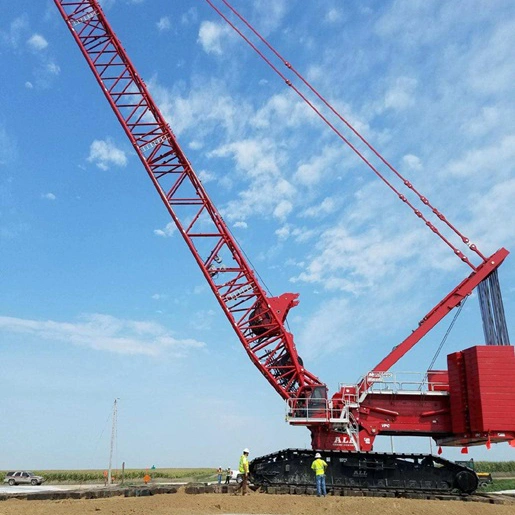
[108,399,118,485]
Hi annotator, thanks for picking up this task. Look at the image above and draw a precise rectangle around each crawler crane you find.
[54,0,515,494]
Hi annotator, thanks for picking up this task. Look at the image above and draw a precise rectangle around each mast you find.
[108,398,118,485]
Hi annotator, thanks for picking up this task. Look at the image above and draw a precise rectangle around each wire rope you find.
[204,0,487,270]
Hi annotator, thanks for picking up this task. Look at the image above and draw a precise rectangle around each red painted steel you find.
[367,247,509,381]
[448,352,468,434]
[53,0,324,400]
[448,346,515,435]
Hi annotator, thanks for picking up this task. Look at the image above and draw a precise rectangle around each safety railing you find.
[285,397,357,425]
[357,370,450,398]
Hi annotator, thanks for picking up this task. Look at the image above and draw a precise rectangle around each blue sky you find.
[1,0,514,470]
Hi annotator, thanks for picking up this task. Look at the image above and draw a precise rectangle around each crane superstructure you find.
[54,0,515,494]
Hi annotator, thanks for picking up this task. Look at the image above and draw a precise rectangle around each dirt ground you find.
[0,488,514,515]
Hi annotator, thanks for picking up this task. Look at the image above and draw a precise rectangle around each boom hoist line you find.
[53,0,323,401]
[205,0,511,377]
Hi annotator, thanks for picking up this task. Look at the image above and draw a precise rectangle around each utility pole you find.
[108,399,118,485]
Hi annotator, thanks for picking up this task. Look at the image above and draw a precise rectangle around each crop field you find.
[1,462,515,490]
[476,461,515,474]
[0,468,215,484]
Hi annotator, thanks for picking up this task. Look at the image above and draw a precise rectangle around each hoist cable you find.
[204,0,487,270]
[478,269,510,345]
[426,296,468,375]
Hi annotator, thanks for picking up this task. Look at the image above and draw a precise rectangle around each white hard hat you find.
[243,448,250,454]
[315,452,322,458]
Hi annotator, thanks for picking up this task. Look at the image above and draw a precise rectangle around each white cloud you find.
[154,221,176,238]
[302,197,338,218]
[0,124,16,165]
[197,21,230,55]
[467,19,515,95]
[149,77,248,138]
[402,154,422,172]
[446,134,515,181]
[374,2,446,46]
[157,16,170,32]
[212,139,279,179]
[467,178,515,250]
[292,226,318,244]
[28,59,61,89]
[275,223,317,243]
[324,8,343,24]
[211,138,296,221]
[198,169,215,183]
[87,138,127,170]
[233,221,248,229]
[0,15,29,49]
[290,213,435,294]
[0,314,205,357]
[273,200,293,220]
[461,106,500,137]
[275,224,290,241]
[27,33,48,51]
[46,61,60,75]
[383,76,417,111]
[181,7,198,25]
[42,193,56,201]
[222,175,295,222]
[294,144,346,186]
[248,0,288,34]
[250,93,315,129]
[189,140,203,150]
[297,292,420,362]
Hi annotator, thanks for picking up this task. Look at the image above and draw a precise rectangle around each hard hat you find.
[243,448,250,454]
[315,452,322,458]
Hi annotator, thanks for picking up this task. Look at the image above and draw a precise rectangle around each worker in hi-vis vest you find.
[311,452,328,497]
[234,448,250,495]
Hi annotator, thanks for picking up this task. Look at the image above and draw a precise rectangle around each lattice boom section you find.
[55,0,325,399]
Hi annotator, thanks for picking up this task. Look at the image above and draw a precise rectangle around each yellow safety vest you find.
[311,458,327,476]
[239,454,249,474]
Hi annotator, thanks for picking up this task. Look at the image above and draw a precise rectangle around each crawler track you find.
[250,448,480,496]
[259,484,514,504]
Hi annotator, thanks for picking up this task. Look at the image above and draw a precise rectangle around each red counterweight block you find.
[448,346,515,434]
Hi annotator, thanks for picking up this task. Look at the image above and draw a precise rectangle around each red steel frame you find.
[365,249,509,382]
[53,0,323,400]
[54,0,513,452]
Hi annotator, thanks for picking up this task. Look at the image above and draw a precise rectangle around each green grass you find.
[483,478,515,493]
